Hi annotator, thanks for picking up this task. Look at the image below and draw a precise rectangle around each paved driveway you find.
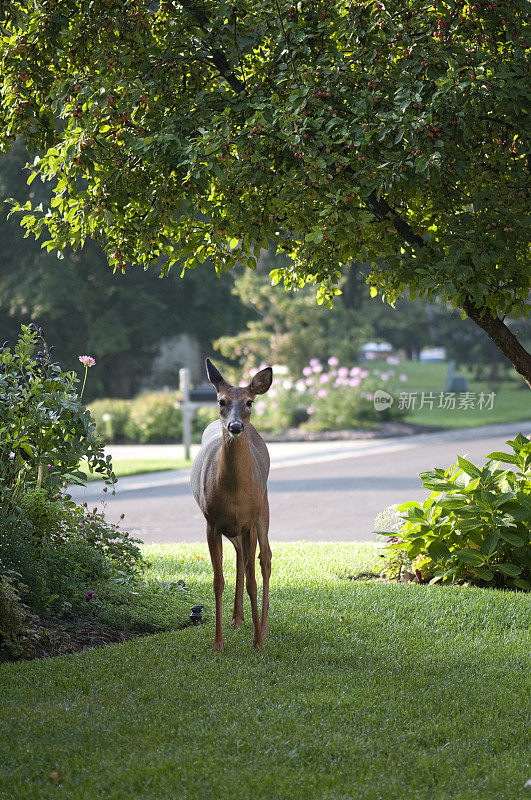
[70,422,530,544]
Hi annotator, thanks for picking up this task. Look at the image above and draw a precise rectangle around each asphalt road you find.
[71,422,530,544]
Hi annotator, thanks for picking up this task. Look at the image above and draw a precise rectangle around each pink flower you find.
[317,389,328,398]
[295,380,306,393]
[303,366,313,377]
[349,378,361,387]
[306,406,315,415]
[309,358,321,367]
[78,355,96,367]
[312,363,323,374]
[399,374,408,382]
[349,366,361,377]
[360,369,369,379]
[319,373,330,384]
[328,356,339,367]
[338,367,349,378]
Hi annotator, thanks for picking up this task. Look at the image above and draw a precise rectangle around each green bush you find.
[378,434,531,590]
[0,573,31,641]
[124,391,183,443]
[88,398,131,442]
[0,490,144,613]
[0,324,115,512]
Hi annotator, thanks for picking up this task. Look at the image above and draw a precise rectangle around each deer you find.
[190,359,273,652]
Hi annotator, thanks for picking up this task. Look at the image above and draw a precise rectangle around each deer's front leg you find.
[242,527,264,649]
[207,525,225,652]
[230,536,244,630]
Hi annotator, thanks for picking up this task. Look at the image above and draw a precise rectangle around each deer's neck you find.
[217,429,254,489]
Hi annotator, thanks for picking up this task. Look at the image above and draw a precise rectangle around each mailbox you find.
[189,385,217,403]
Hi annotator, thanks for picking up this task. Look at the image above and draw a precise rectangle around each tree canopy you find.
[0,0,529,382]
[0,140,250,398]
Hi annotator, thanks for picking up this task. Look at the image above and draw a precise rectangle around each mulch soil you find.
[0,616,151,665]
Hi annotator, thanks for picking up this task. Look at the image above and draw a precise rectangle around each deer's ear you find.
[206,358,228,390]
[249,366,273,396]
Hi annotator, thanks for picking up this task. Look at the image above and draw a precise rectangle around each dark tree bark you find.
[462,298,531,389]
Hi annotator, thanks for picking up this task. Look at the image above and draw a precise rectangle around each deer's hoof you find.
[253,636,265,650]
[212,637,225,652]
[230,616,243,630]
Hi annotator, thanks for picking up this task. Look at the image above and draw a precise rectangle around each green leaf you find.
[512,578,531,591]
[498,531,525,547]
[486,451,520,466]
[492,563,522,576]
[455,549,485,566]
[473,568,494,581]
[481,531,500,556]
[457,456,482,479]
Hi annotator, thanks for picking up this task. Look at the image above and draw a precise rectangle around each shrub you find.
[0,490,144,613]
[378,434,531,590]
[0,573,42,661]
[0,573,31,641]
[124,391,182,443]
[0,324,115,512]
[252,359,405,433]
[88,398,130,442]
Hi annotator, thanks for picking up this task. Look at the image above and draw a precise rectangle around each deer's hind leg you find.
[257,491,272,639]
[229,535,244,629]
[241,526,263,649]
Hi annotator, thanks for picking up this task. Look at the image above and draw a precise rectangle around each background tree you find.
[215,252,373,373]
[0,1,529,383]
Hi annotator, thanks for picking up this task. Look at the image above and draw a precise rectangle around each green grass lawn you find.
[1,542,530,800]
[386,361,530,428]
[79,458,193,481]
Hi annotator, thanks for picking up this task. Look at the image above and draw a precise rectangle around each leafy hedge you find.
[378,435,531,591]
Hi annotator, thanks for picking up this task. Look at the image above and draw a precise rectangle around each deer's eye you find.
[218,398,226,407]
[246,400,253,408]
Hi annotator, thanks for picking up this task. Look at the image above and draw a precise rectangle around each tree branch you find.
[462,297,531,388]
[176,0,247,94]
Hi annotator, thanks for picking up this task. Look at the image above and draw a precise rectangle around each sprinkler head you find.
[190,604,204,625]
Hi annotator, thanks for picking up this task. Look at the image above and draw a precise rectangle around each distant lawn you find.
[383,361,530,429]
[79,458,193,481]
[1,542,530,800]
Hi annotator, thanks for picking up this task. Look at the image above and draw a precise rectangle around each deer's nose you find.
[228,421,244,435]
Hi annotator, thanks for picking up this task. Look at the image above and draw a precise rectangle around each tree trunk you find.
[462,298,531,389]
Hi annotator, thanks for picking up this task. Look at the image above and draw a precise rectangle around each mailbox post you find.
[179,368,218,459]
